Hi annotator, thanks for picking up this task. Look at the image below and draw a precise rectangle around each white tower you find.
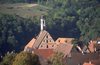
[41,17,43,31]
[40,16,46,31]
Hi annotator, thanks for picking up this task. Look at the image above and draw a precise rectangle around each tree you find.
[0,14,39,55]
[12,51,41,65]
[0,52,16,65]
[48,52,64,65]
[76,0,100,43]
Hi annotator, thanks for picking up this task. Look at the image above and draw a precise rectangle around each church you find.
[24,16,74,59]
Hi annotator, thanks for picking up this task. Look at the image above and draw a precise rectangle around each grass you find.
[0,3,50,18]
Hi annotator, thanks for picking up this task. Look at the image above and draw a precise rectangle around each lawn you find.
[0,3,50,18]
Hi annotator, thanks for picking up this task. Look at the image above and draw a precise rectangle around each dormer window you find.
[65,40,67,43]
[58,40,60,42]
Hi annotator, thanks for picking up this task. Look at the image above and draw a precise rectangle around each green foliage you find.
[0,0,38,3]
[76,0,100,43]
[12,51,41,65]
[0,14,39,54]
[48,52,64,65]
[0,52,16,65]
[46,0,100,43]
[0,51,41,65]
[0,3,48,18]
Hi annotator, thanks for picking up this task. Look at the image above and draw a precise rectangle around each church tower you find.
[40,16,46,31]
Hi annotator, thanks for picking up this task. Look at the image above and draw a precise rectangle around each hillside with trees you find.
[0,0,100,63]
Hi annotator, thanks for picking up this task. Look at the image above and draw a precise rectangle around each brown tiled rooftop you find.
[83,62,94,65]
[34,49,54,59]
[56,38,74,44]
[54,43,73,58]
[91,59,100,65]
[66,52,100,65]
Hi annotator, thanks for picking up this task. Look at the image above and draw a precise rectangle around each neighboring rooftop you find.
[24,38,36,49]
[54,43,73,58]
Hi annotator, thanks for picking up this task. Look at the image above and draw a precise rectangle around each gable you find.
[33,30,54,49]
[24,38,36,52]
[38,31,55,49]
[42,32,54,44]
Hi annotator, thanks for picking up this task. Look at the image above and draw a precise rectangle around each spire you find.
[40,16,46,31]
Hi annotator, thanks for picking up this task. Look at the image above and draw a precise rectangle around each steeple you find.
[40,16,46,31]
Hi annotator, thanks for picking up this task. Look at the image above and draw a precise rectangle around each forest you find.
[0,0,100,65]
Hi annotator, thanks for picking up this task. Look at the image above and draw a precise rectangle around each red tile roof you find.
[54,43,73,58]
[34,49,54,59]
[91,59,100,65]
[83,62,94,65]
[66,52,100,65]
[56,38,74,44]
[83,59,100,65]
